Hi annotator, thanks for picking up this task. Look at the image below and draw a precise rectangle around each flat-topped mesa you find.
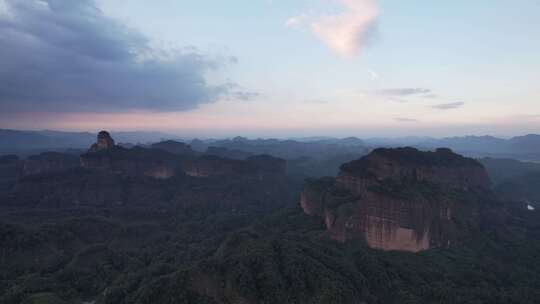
[337,147,491,195]
[88,131,115,152]
[301,147,493,253]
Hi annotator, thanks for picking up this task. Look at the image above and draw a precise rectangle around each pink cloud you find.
[287,0,378,58]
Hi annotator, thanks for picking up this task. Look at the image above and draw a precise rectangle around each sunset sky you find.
[0,0,539,137]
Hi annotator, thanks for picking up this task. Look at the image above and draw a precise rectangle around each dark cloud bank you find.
[0,0,249,112]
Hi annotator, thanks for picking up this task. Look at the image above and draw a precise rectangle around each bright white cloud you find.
[287,0,378,58]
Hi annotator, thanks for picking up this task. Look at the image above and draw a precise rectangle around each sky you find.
[0,0,539,138]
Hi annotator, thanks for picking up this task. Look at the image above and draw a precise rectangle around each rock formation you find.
[81,132,286,181]
[88,131,115,152]
[81,132,180,179]
[301,147,492,252]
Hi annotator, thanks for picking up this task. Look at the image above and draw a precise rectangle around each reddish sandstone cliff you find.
[301,147,491,252]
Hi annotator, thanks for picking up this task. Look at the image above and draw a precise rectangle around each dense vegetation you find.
[2,181,540,303]
[481,158,540,207]
[2,149,540,303]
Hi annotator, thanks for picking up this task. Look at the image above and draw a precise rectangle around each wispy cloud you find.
[394,117,419,122]
[375,88,432,97]
[286,0,379,58]
[431,102,465,110]
[285,14,308,28]
[422,93,439,99]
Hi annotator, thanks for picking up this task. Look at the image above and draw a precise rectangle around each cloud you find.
[368,69,380,80]
[285,14,308,28]
[0,0,248,113]
[376,88,432,97]
[431,102,465,110]
[394,117,419,122]
[286,0,378,57]
[421,93,439,99]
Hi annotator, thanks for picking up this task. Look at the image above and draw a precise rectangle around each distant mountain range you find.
[374,135,540,160]
[0,129,182,155]
[1,129,539,161]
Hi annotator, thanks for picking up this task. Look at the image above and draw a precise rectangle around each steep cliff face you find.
[301,147,492,252]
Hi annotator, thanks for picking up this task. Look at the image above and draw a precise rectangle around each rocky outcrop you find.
[88,131,115,152]
[80,132,286,181]
[301,147,492,252]
[81,132,180,179]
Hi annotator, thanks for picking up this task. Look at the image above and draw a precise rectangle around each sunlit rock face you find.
[301,147,491,252]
